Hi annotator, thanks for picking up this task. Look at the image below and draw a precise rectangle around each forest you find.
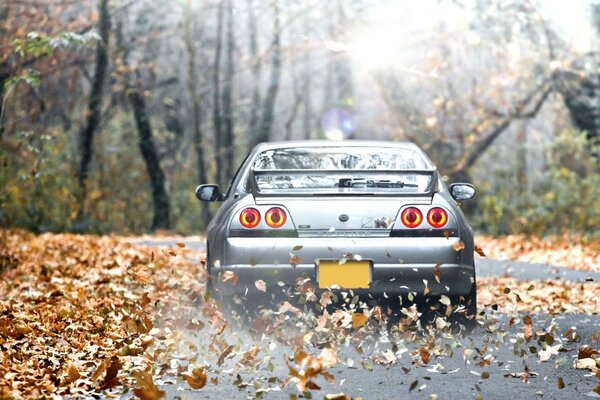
[0,0,598,236]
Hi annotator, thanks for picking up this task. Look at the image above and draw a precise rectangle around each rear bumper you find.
[210,236,475,297]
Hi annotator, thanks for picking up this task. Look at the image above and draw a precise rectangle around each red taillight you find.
[401,207,423,228]
[240,208,261,229]
[427,207,448,228]
[265,207,287,228]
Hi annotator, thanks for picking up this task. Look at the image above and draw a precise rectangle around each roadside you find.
[477,234,599,272]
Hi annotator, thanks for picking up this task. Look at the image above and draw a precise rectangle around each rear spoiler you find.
[249,168,439,197]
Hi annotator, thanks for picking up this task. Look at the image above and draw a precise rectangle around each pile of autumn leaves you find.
[0,230,353,399]
[0,229,599,399]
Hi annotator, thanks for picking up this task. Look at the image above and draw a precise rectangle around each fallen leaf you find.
[176,242,186,248]
[578,346,599,359]
[99,356,123,390]
[66,363,81,383]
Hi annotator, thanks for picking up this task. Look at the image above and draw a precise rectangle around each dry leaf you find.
[578,346,599,359]
[222,270,238,285]
[352,313,368,329]
[452,241,465,251]
[176,242,186,248]
[255,279,266,292]
[474,244,486,257]
[523,315,533,342]
[183,368,207,389]
[419,346,431,364]
[132,370,165,400]
[66,363,81,383]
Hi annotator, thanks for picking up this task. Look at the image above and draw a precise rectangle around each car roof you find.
[252,140,423,152]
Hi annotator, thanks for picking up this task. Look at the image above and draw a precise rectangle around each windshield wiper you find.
[338,178,418,188]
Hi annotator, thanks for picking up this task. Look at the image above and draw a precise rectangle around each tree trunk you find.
[184,1,212,226]
[212,1,224,187]
[76,0,111,216]
[247,0,261,150]
[222,0,236,184]
[127,79,171,230]
[254,0,281,146]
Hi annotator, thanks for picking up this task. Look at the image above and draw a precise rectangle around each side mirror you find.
[449,183,476,201]
[195,184,221,202]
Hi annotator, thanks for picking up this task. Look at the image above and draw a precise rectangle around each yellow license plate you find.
[318,260,371,289]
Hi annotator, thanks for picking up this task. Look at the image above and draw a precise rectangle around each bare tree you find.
[212,1,224,187]
[222,0,236,183]
[246,0,261,149]
[76,0,110,217]
[127,74,171,230]
[253,0,281,146]
[184,0,211,226]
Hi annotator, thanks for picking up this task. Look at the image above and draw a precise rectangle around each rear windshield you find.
[251,147,434,194]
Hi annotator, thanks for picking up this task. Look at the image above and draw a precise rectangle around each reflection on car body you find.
[196,141,477,321]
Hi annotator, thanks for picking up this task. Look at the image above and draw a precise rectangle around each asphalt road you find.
[132,239,600,400]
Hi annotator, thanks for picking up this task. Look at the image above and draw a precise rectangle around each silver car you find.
[196,141,477,319]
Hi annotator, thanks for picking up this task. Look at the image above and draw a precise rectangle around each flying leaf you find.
[452,241,465,252]
[183,368,207,389]
[352,313,368,329]
[474,244,486,257]
[419,347,431,364]
[218,345,234,366]
[523,315,533,342]
[176,242,186,248]
[222,271,238,285]
[255,279,266,292]
[292,245,303,251]
[132,370,165,400]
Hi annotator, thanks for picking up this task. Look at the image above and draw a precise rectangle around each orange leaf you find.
[176,242,186,248]
[419,346,431,364]
[452,241,465,252]
[66,363,81,383]
[523,315,533,342]
[183,368,207,389]
[352,313,368,329]
[474,244,486,257]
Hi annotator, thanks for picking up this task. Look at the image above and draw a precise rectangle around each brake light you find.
[427,207,448,228]
[265,207,287,228]
[400,207,423,228]
[240,208,261,229]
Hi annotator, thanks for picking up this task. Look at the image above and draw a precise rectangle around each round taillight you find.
[427,207,448,228]
[265,207,287,228]
[400,207,423,228]
[240,208,261,229]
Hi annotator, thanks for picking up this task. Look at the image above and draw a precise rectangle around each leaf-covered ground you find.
[477,235,600,272]
[0,229,598,399]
